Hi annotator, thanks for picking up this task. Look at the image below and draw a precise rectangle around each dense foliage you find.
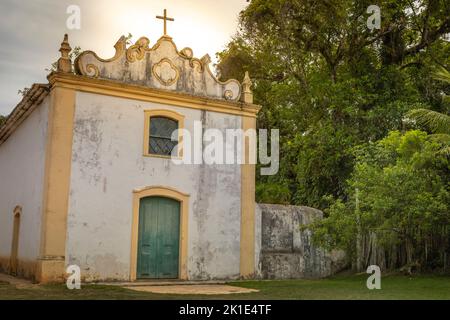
[217,0,450,270]
[312,130,449,271]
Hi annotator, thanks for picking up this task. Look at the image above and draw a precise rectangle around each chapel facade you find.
[0,18,260,282]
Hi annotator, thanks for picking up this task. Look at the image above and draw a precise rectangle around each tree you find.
[407,67,450,135]
[407,67,450,154]
[220,0,450,81]
[311,130,450,271]
[408,108,450,134]
[217,0,450,208]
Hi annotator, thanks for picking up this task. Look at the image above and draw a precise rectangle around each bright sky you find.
[0,0,248,115]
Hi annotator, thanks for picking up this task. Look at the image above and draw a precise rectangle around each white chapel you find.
[0,12,261,283]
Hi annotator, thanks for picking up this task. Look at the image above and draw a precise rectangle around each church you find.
[0,11,344,284]
[0,11,262,283]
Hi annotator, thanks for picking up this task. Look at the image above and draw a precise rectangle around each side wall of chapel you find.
[0,97,50,279]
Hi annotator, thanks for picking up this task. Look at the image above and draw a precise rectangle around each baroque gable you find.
[75,35,242,102]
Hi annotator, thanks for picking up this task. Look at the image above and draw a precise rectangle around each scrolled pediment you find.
[75,35,242,102]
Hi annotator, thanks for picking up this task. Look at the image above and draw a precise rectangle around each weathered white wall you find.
[66,92,242,281]
[0,98,49,263]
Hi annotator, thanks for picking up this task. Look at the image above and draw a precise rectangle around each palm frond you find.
[444,95,450,104]
[437,145,450,156]
[433,66,450,84]
[428,133,450,142]
[406,108,450,135]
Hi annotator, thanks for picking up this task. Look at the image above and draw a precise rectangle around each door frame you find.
[130,186,189,281]
[10,206,22,275]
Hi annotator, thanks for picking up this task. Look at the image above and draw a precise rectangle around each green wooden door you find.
[137,196,180,279]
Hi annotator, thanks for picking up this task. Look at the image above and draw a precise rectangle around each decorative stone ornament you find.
[75,35,242,102]
[180,48,193,59]
[152,58,179,86]
[126,37,150,62]
[241,71,254,104]
[57,34,72,73]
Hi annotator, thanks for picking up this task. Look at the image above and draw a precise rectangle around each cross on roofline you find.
[156,9,174,36]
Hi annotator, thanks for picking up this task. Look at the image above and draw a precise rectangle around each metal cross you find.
[156,9,174,36]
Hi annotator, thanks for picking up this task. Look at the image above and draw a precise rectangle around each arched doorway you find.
[130,186,189,281]
[137,196,180,279]
[10,206,22,275]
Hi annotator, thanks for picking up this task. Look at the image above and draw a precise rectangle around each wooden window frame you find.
[143,109,184,159]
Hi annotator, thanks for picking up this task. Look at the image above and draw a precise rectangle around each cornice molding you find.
[0,73,260,147]
[48,72,261,117]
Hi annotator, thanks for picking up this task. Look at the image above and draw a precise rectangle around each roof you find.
[0,84,49,145]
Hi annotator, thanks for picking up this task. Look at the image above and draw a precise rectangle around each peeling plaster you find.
[66,92,242,281]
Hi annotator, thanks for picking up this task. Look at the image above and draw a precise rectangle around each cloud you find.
[0,0,247,115]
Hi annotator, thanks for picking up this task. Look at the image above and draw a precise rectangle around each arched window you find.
[149,116,178,156]
[143,110,184,158]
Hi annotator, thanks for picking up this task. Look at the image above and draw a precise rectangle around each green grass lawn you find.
[1,274,450,300]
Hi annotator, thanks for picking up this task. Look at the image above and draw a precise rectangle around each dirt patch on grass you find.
[124,284,259,295]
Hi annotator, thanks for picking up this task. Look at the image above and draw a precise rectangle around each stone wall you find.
[256,204,346,279]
